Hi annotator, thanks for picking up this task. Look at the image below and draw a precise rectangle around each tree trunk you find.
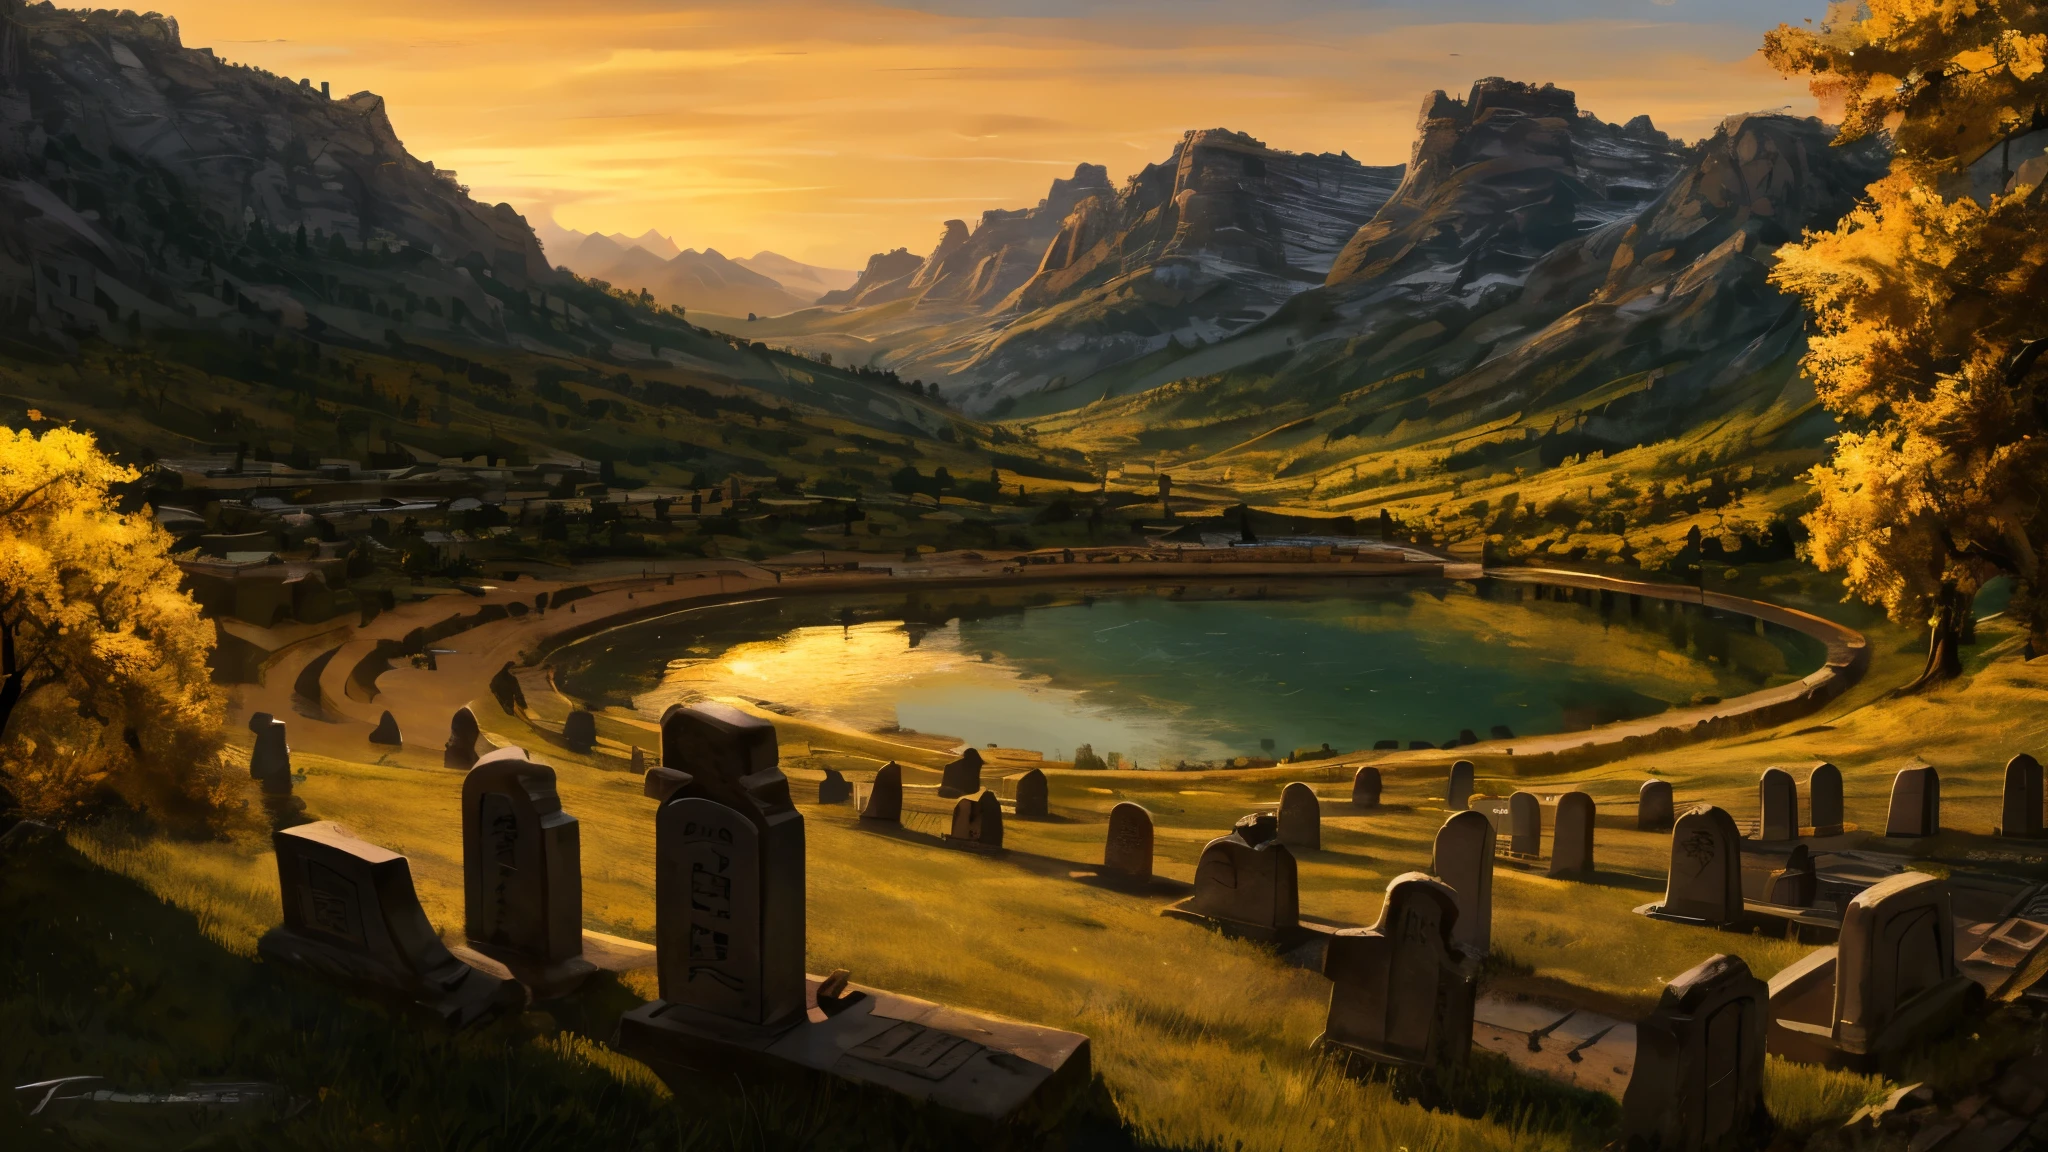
[1898,585,1968,694]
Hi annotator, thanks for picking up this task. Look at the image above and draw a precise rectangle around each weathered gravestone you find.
[368,711,402,746]
[1507,791,1541,856]
[462,747,593,997]
[1351,766,1382,809]
[250,718,293,794]
[1758,768,1798,842]
[630,745,647,774]
[259,821,523,1026]
[1103,802,1153,882]
[1011,769,1048,820]
[445,706,481,771]
[616,706,1091,1121]
[2001,755,2043,838]
[1885,763,1940,838]
[1639,780,1675,832]
[1445,760,1475,811]
[938,747,984,798]
[1651,805,1742,927]
[860,762,903,823]
[1621,953,1770,1152]
[1166,813,1299,941]
[1808,762,1844,836]
[1431,811,1494,955]
[1319,872,1477,1071]
[1277,782,1321,852]
[1549,792,1595,878]
[948,790,1005,849]
[817,768,852,805]
[562,709,596,754]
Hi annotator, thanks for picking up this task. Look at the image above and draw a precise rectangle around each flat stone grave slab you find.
[617,972,1088,1124]
[1471,996,1636,1098]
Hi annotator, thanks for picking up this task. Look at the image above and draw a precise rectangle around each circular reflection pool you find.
[550,578,1827,768]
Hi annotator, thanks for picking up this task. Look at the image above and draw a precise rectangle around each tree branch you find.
[0,475,61,521]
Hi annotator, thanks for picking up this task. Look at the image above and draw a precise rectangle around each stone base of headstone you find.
[1632,899,1841,941]
[616,973,1089,1124]
[258,926,523,1028]
[1158,899,1328,950]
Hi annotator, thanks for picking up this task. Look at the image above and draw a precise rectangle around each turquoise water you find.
[550,580,1825,768]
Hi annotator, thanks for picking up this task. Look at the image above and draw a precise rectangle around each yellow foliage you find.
[0,424,229,824]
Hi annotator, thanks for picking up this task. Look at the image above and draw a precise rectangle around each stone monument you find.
[1758,768,1798,842]
[1549,791,1594,878]
[1621,953,1770,1152]
[1277,782,1321,852]
[1319,872,1477,1072]
[1430,811,1494,955]
[1808,762,1844,836]
[817,769,852,805]
[1445,760,1475,811]
[947,790,1005,849]
[445,706,481,771]
[1103,802,1152,882]
[2001,754,2043,838]
[368,711,402,746]
[1011,769,1048,820]
[462,747,593,997]
[1507,791,1541,856]
[1639,779,1675,831]
[562,708,596,754]
[1649,805,1743,927]
[259,820,523,1027]
[1885,763,1940,837]
[250,718,292,794]
[938,748,983,798]
[861,762,903,823]
[1164,814,1300,942]
[1351,766,1381,809]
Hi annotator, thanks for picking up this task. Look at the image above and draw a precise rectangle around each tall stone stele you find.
[1639,779,1675,832]
[1885,763,1940,837]
[1174,813,1299,941]
[860,761,903,823]
[1431,810,1494,955]
[1445,760,1475,812]
[1351,766,1382,809]
[1808,762,1844,836]
[1277,782,1321,852]
[445,706,482,771]
[651,702,806,1030]
[939,747,984,798]
[1319,872,1477,1071]
[1621,953,1770,1152]
[1655,805,1742,927]
[2001,754,2043,839]
[462,747,594,997]
[1549,791,1594,878]
[250,717,293,795]
[1103,802,1153,882]
[260,820,523,1027]
[1507,791,1541,856]
[1758,767,1798,842]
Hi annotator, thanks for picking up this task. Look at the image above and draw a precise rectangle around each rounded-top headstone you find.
[368,710,402,746]
[1885,762,1941,838]
[1508,791,1541,855]
[1638,779,1675,831]
[1661,804,1743,925]
[1351,765,1382,809]
[1758,767,1799,841]
[1103,802,1153,881]
[861,762,903,823]
[1808,762,1844,834]
[1012,768,1049,820]
[1277,782,1321,851]
[2002,754,2043,839]
[562,708,597,754]
[1430,810,1494,954]
[445,706,482,770]
[1446,760,1475,812]
[1549,791,1595,877]
[251,718,292,792]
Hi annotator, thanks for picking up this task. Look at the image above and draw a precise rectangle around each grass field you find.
[9,573,2045,1149]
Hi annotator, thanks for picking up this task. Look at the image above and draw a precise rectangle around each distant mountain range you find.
[531,220,857,319]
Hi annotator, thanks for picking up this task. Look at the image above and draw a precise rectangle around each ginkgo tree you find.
[1766,1,2048,690]
[0,420,228,823]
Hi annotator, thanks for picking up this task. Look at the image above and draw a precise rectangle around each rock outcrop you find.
[817,247,924,306]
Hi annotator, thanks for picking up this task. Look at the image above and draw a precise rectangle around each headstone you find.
[1445,760,1474,811]
[247,711,273,734]
[1549,791,1594,877]
[1808,762,1844,836]
[1430,811,1494,955]
[1639,780,1675,831]
[1507,791,1541,856]
[445,706,481,771]
[250,718,292,793]
[1621,953,1770,1152]
[1885,763,1940,837]
[1178,813,1299,940]
[817,769,852,805]
[653,702,806,1028]
[938,748,983,798]
[1659,805,1743,926]
[1760,843,1817,908]
[1103,802,1152,881]
[259,821,522,1026]
[630,745,647,774]
[368,711,402,746]
[1277,782,1321,851]
[2001,755,2043,838]
[947,790,1004,849]
[861,762,903,823]
[1320,872,1477,1070]
[1758,767,1799,842]
[1351,766,1381,809]
[1011,769,1048,820]
[562,709,596,754]
[461,748,592,995]
[1833,871,1973,1057]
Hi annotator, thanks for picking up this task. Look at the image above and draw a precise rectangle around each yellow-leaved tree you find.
[1766,1,2048,690]
[0,422,229,823]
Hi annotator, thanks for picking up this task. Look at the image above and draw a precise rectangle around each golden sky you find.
[167,0,1822,269]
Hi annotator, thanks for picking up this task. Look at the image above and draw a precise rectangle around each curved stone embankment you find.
[233,553,1864,777]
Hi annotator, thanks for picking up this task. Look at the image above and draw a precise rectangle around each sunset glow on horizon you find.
[164,0,1824,269]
